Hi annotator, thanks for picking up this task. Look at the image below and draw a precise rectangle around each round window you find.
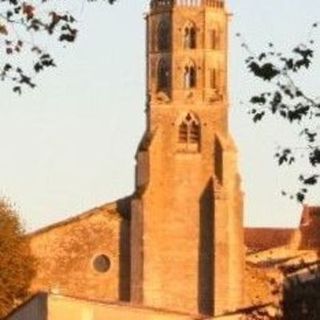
[93,254,111,273]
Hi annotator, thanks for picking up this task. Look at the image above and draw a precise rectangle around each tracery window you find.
[178,113,200,152]
[184,23,196,49]
[158,20,170,51]
[184,63,196,89]
[157,59,170,91]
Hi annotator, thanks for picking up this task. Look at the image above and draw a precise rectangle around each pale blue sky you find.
[0,0,319,231]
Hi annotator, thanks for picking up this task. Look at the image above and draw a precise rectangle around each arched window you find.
[189,27,196,48]
[157,59,170,91]
[184,22,196,49]
[158,20,170,51]
[184,63,196,89]
[178,113,200,152]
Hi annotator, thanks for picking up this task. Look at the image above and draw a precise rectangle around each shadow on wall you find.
[198,178,214,316]
[117,198,131,302]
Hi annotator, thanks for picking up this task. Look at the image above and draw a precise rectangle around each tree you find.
[0,199,35,318]
[239,23,320,202]
[0,0,116,94]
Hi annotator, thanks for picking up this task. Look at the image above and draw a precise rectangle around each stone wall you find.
[131,3,244,316]
[7,293,243,320]
[245,228,296,252]
[29,199,131,303]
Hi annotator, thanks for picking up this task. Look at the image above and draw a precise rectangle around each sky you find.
[0,0,319,231]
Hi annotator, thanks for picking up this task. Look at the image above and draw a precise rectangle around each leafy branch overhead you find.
[0,0,116,93]
[239,23,320,202]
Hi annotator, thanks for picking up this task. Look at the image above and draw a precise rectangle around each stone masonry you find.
[27,1,245,319]
[131,0,244,316]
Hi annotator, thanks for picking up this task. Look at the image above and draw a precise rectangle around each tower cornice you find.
[150,0,224,11]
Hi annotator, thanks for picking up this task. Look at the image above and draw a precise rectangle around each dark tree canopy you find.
[239,23,320,202]
[0,0,116,94]
[0,199,35,317]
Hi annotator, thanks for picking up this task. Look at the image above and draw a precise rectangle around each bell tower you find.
[131,0,244,316]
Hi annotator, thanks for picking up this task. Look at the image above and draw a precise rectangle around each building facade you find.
[15,1,246,319]
[131,0,244,316]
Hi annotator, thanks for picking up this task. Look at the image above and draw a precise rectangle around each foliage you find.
[0,199,35,318]
[282,260,320,320]
[0,0,116,94]
[239,24,320,202]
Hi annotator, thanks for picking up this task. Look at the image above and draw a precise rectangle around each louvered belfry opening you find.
[178,113,200,152]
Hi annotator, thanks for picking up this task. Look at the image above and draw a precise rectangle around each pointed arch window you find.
[184,23,196,49]
[184,63,196,89]
[178,113,200,152]
[157,59,170,92]
[158,20,170,51]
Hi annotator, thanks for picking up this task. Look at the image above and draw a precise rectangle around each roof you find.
[246,246,317,267]
[245,227,296,251]
[244,245,319,311]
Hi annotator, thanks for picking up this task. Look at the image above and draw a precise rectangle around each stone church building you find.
[6,0,320,319]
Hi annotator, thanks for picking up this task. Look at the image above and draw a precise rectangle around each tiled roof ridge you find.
[245,227,296,231]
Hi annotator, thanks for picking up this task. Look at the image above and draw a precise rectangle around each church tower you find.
[131,0,244,316]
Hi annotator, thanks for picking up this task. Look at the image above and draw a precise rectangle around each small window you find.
[178,113,200,152]
[158,20,170,51]
[158,59,170,91]
[93,254,111,273]
[184,23,196,49]
[184,64,196,89]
